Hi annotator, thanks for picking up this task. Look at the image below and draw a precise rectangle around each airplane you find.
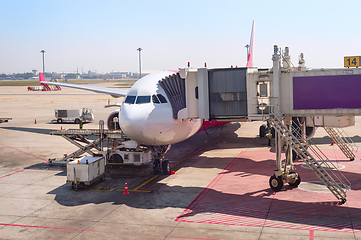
[39,22,256,175]
[29,78,61,91]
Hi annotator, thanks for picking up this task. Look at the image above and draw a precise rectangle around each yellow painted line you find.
[132,175,159,191]
[93,98,117,101]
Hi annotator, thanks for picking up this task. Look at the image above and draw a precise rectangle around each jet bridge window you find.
[136,96,151,104]
[124,95,136,104]
[259,83,268,97]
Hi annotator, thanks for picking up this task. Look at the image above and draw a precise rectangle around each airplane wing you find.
[39,73,128,98]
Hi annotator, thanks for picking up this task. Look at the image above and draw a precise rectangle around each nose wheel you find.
[153,159,170,175]
[151,145,171,175]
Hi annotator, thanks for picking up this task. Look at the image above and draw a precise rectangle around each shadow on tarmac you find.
[8,121,360,232]
[0,126,54,135]
[47,181,361,232]
[310,135,361,144]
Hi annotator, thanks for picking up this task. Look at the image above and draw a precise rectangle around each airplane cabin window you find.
[125,95,136,104]
[157,94,167,103]
[152,95,160,103]
[136,96,151,104]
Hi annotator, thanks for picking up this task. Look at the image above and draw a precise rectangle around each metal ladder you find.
[268,114,350,202]
[324,127,358,161]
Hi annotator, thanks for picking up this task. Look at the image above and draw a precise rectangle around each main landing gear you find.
[151,145,171,175]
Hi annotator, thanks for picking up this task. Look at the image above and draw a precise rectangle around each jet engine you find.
[107,109,121,130]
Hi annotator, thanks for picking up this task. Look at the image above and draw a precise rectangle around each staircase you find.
[268,113,350,202]
[324,127,358,161]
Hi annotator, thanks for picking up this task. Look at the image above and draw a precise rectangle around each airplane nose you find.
[119,104,149,141]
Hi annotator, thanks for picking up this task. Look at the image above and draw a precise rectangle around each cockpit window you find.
[124,95,136,104]
[136,96,151,104]
[157,94,167,103]
[152,94,160,103]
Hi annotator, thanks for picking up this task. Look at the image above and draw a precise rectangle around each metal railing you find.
[269,107,350,201]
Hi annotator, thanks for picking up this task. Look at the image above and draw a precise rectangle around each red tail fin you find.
[246,20,255,68]
[39,72,46,82]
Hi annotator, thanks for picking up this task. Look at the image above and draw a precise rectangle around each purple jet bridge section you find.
[293,75,361,110]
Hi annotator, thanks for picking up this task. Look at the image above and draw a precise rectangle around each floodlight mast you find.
[137,47,142,79]
[40,50,46,73]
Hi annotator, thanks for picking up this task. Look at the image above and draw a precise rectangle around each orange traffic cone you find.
[331,139,334,146]
[35,119,37,124]
[123,182,129,194]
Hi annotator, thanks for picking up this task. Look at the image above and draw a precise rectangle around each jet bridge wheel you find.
[288,171,301,187]
[269,175,283,191]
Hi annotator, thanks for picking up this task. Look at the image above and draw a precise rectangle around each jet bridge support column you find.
[272,45,283,177]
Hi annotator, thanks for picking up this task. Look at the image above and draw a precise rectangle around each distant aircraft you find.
[40,22,255,174]
[28,78,61,91]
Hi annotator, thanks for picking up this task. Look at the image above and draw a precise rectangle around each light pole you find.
[40,50,46,73]
[245,44,249,63]
[137,47,142,79]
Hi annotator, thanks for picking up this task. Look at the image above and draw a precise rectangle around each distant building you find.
[103,71,131,80]
[88,70,97,78]
[52,72,61,79]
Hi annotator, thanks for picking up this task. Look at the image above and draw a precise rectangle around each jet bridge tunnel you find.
[159,67,250,122]
[160,66,361,126]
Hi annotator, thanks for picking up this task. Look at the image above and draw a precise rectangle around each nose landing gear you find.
[151,145,171,175]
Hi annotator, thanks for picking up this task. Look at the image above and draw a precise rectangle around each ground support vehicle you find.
[66,156,105,190]
[54,108,94,124]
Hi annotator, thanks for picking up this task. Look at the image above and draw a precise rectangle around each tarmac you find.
[1,85,361,239]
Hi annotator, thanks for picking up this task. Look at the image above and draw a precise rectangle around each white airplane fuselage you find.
[119,71,202,146]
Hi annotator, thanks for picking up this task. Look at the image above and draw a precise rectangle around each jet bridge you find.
[174,45,361,202]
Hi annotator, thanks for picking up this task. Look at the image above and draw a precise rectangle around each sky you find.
[1,0,361,74]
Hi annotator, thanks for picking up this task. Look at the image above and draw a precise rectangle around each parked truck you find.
[55,108,94,124]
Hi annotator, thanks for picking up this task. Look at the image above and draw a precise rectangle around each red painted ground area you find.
[176,148,361,234]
